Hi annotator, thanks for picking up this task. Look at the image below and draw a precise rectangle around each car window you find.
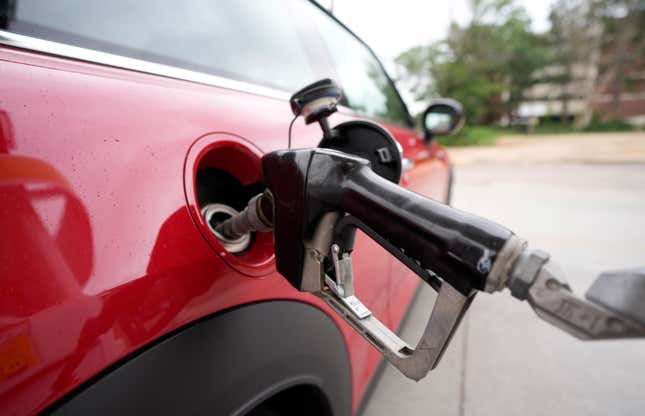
[1,0,412,126]
[0,0,324,92]
[307,7,412,127]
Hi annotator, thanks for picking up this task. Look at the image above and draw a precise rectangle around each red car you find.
[0,1,451,414]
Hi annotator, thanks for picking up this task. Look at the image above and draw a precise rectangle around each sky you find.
[319,0,554,62]
[315,0,555,111]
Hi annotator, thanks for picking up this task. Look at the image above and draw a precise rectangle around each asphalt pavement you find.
[363,136,645,416]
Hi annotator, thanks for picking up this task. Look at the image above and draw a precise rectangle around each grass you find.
[436,126,510,147]
[436,121,639,147]
[584,119,636,132]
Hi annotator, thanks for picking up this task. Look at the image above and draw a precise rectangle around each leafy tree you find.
[395,0,547,125]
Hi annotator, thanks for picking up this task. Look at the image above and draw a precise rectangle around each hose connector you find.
[215,190,274,241]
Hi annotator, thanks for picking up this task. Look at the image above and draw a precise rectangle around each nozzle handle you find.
[263,148,516,294]
[318,152,514,294]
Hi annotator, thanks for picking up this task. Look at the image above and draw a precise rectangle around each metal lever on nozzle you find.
[309,218,475,380]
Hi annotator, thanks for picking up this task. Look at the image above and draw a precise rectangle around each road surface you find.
[448,131,645,165]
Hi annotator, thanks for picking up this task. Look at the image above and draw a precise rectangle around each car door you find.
[0,0,400,412]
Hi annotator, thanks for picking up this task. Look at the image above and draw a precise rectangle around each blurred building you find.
[591,54,645,126]
[516,10,645,127]
[518,63,598,124]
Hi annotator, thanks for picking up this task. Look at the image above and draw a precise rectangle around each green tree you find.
[395,0,547,125]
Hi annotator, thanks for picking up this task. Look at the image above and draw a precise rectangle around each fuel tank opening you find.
[184,134,275,276]
[195,168,263,256]
[201,203,251,254]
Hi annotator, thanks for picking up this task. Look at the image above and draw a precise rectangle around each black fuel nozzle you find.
[260,147,522,380]
[263,147,516,295]
[215,145,518,295]
[262,147,645,381]
[213,146,645,382]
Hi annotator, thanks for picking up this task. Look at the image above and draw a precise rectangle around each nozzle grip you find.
[263,148,515,294]
[310,151,514,293]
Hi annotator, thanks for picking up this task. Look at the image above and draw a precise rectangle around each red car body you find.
[0,4,450,415]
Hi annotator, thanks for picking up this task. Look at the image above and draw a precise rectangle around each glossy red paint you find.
[0,46,449,415]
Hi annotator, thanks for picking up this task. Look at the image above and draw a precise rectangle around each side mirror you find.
[422,98,464,140]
